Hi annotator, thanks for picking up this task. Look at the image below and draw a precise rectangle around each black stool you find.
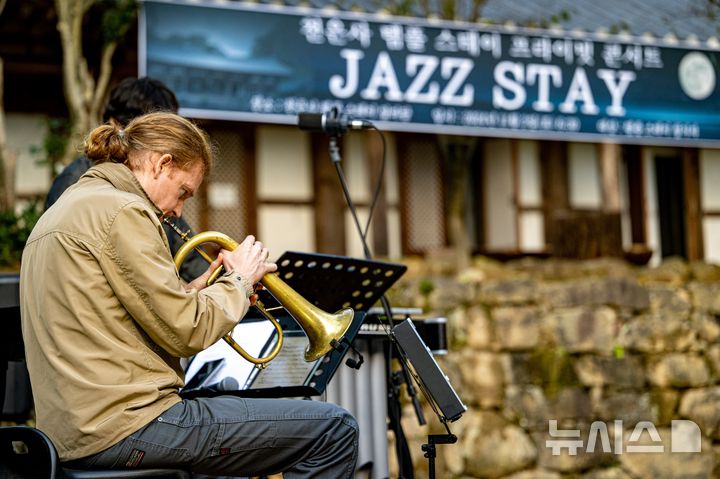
[0,426,190,478]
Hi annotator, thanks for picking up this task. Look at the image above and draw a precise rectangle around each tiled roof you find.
[232,0,720,44]
[480,0,719,42]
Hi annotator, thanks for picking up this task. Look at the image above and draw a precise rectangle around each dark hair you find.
[102,77,179,126]
[85,112,213,175]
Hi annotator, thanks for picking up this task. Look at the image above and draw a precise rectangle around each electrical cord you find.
[361,125,387,243]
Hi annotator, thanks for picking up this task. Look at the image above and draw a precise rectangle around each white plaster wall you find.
[700,149,720,210]
[703,218,720,265]
[484,139,516,250]
[517,140,540,207]
[7,113,51,196]
[344,134,370,203]
[700,149,720,264]
[386,207,401,260]
[568,142,601,209]
[256,126,312,201]
[257,204,315,258]
[383,134,399,205]
[519,211,545,252]
[256,125,314,253]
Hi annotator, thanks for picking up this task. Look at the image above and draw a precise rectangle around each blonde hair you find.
[84,111,213,174]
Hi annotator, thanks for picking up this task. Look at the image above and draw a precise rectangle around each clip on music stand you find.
[184,251,407,399]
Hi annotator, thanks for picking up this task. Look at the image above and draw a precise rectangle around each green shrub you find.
[0,203,42,268]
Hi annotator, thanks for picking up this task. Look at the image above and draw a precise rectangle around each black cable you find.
[333,157,372,259]
[361,126,387,242]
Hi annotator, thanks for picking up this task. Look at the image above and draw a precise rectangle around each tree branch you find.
[91,42,118,124]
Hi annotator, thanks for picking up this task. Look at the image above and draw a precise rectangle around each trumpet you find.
[167,223,354,369]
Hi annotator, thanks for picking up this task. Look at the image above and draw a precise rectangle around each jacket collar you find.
[83,162,163,217]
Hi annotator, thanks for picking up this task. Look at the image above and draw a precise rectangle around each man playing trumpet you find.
[20,111,359,478]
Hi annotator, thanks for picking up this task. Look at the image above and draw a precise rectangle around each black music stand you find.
[182,251,407,400]
[272,251,407,314]
[392,319,466,477]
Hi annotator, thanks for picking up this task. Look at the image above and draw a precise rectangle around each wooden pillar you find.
[365,132,389,257]
[599,142,621,213]
[471,142,485,253]
[197,181,210,233]
[683,147,703,261]
[511,139,521,250]
[539,140,569,254]
[396,133,413,255]
[623,144,646,244]
[241,124,258,237]
[312,133,346,255]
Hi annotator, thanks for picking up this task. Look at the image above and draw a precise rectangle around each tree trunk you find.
[54,0,117,166]
[0,0,13,210]
[439,136,476,271]
[0,56,14,211]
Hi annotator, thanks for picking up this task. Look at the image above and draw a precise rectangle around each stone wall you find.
[385,256,720,478]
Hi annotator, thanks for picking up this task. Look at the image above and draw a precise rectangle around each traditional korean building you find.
[2,0,720,266]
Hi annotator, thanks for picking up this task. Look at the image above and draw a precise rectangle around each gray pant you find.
[66,396,359,478]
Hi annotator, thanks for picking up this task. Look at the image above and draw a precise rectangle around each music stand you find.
[393,319,466,423]
[182,252,407,400]
[272,251,407,314]
[392,319,467,478]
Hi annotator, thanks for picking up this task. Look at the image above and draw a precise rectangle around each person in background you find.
[21,111,359,478]
[44,76,206,281]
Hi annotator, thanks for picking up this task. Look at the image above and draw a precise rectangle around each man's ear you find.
[154,153,173,177]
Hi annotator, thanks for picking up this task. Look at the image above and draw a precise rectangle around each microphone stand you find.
[326,127,423,479]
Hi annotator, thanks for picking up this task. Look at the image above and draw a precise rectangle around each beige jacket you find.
[20,162,251,461]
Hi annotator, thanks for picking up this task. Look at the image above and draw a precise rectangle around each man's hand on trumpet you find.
[223,235,277,284]
[185,235,277,305]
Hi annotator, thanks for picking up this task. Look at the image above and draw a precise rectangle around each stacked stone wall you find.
[386,256,720,478]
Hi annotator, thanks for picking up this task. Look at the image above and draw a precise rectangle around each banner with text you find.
[141,0,720,146]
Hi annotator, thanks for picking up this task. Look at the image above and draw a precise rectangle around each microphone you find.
[297,111,373,136]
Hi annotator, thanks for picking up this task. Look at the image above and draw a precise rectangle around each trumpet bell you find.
[304,306,355,360]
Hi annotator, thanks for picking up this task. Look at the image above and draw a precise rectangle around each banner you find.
[140,0,720,146]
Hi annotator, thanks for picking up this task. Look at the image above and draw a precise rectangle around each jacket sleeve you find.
[101,201,250,357]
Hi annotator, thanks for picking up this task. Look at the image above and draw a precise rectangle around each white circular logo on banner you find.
[678,52,716,100]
